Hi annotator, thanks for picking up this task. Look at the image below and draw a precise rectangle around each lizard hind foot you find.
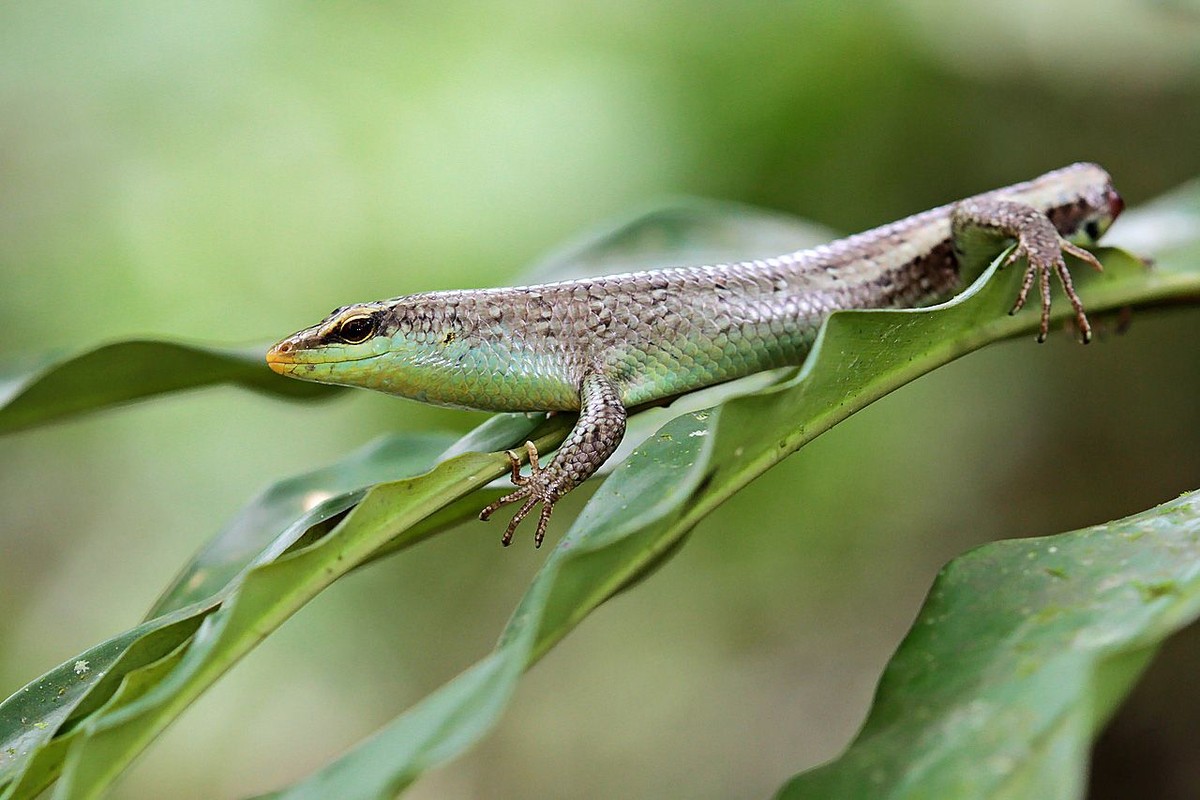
[1005,235,1103,344]
[478,440,558,548]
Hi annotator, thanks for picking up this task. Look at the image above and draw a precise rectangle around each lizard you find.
[267,162,1124,547]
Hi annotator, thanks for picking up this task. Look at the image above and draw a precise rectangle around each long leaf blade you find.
[260,402,718,800]
[0,341,340,435]
[0,432,464,798]
[46,433,569,800]
[777,491,1200,799]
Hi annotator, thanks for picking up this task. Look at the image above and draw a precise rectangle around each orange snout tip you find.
[265,343,294,374]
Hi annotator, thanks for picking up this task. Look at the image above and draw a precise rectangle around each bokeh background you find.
[3,3,1200,798]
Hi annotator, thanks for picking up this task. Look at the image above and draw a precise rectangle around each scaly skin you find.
[267,163,1124,547]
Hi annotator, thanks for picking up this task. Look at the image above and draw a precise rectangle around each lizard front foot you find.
[1005,235,1104,344]
[478,440,559,548]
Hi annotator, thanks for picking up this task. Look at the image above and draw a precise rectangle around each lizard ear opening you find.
[333,313,378,344]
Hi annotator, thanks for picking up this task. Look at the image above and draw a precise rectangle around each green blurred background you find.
[2,2,1200,798]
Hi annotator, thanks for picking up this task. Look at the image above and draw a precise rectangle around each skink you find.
[267,163,1124,546]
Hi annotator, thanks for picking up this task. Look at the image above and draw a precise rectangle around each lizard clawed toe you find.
[478,440,559,548]
[1004,235,1103,344]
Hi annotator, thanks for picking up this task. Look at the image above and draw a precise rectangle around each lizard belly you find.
[608,305,825,407]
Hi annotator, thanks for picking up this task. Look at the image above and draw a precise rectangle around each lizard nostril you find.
[265,341,297,371]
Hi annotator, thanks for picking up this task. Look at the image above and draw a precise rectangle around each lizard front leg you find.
[479,370,627,547]
[951,198,1104,343]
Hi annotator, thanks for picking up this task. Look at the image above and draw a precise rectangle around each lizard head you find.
[269,303,383,371]
[1055,162,1125,244]
[269,300,410,385]
[266,295,486,405]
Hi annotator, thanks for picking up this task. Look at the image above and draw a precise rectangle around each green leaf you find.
[777,491,1200,799]
[47,445,522,800]
[0,431,465,798]
[0,613,211,800]
[258,405,717,800]
[147,432,461,617]
[1108,173,1200,266]
[0,396,558,799]
[37,406,574,800]
[0,341,340,435]
[4,638,195,800]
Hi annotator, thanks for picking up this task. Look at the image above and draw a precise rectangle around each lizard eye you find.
[334,314,377,344]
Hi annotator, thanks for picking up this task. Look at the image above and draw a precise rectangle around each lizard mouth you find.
[266,342,385,374]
